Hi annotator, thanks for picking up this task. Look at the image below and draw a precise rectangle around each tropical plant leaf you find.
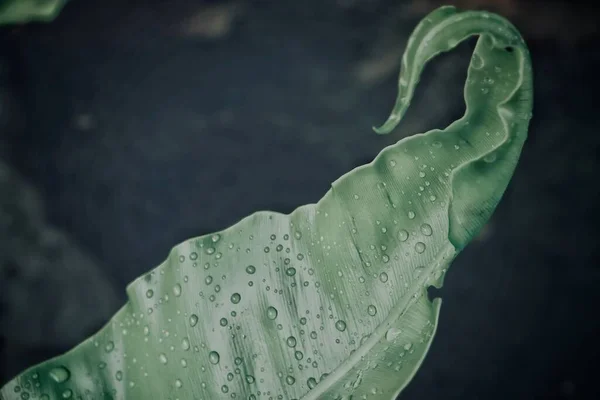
[0,0,68,25]
[0,5,533,400]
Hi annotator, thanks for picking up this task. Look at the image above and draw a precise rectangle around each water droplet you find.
[389,160,397,167]
[49,366,70,383]
[307,377,318,389]
[220,318,228,326]
[420,223,432,236]
[310,331,318,339]
[104,341,114,353]
[182,338,190,351]
[353,194,359,200]
[61,389,72,399]
[173,283,182,297]
[189,314,199,327]
[231,293,241,304]
[159,353,168,364]
[295,350,304,360]
[484,153,497,163]
[415,242,426,253]
[267,306,278,320]
[246,375,255,384]
[206,247,215,255]
[471,53,484,69]
[221,385,229,393]
[286,376,296,385]
[294,231,302,240]
[211,234,221,243]
[246,265,256,274]
[432,140,442,148]
[264,247,270,253]
[205,276,213,285]
[335,320,347,332]
[115,370,123,381]
[209,351,220,365]
[286,336,297,347]
[146,289,154,298]
[385,328,403,341]
[408,211,415,219]
[175,379,183,388]
[398,229,409,242]
[367,305,377,316]
[190,252,198,260]
[382,254,390,263]
[379,272,388,283]
[286,267,296,276]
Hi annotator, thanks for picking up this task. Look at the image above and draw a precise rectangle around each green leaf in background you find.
[0,5,533,400]
[0,0,68,25]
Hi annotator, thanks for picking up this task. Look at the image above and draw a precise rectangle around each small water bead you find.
[220,318,228,326]
[389,160,397,167]
[234,357,243,366]
[146,289,154,298]
[206,247,216,255]
[49,366,70,383]
[267,306,278,320]
[246,375,255,384]
[310,331,318,339]
[284,234,289,240]
[286,376,296,385]
[189,314,199,327]
[367,305,377,316]
[398,230,409,242]
[264,247,270,253]
[335,320,347,332]
[408,211,415,219]
[205,276,213,285]
[211,234,221,243]
[295,350,304,360]
[297,253,304,261]
[379,272,388,283]
[231,293,241,304]
[386,328,403,342]
[471,53,484,69]
[104,341,114,353]
[286,267,296,276]
[300,317,307,325]
[307,377,318,389]
[61,389,73,399]
[286,336,297,347]
[221,385,229,393]
[420,223,433,236]
[174,379,183,389]
[415,242,426,253]
[382,254,390,263]
[190,251,198,260]
[182,337,190,351]
[227,372,234,381]
[294,231,302,240]
[159,353,168,364]
[484,153,497,163]
[245,265,256,274]
[173,283,182,297]
[209,351,220,364]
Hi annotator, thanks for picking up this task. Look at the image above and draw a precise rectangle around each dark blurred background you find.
[0,0,598,398]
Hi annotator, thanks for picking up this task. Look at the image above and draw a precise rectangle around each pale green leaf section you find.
[0,5,532,400]
[0,0,68,24]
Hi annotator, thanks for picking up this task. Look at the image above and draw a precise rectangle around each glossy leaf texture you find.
[0,5,532,400]
[0,0,68,25]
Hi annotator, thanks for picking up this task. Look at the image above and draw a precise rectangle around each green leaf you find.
[0,0,68,25]
[0,5,532,400]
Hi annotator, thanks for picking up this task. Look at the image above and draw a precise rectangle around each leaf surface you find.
[0,0,68,24]
[0,5,533,400]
